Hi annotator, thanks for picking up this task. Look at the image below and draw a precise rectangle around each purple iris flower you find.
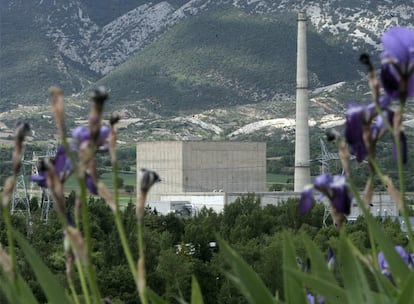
[30,123,111,197]
[345,103,370,162]
[306,293,325,304]
[298,187,314,215]
[380,26,414,99]
[54,146,73,180]
[330,176,351,215]
[314,174,334,193]
[30,147,72,188]
[345,96,395,162]
[72,125,110,151]
[307,293,315,304]
[298,174,352,216]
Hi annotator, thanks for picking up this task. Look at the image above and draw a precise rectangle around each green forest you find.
[0,194,407,303]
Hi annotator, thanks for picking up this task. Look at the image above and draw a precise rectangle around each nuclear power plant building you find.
[136,141,266,212]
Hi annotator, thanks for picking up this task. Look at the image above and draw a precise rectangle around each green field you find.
[266,173,291,185]
[64,171,135,190]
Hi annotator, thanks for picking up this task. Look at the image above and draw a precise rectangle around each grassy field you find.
[64,172,291,193]
[266,173,291,185]
[64,171,136,193]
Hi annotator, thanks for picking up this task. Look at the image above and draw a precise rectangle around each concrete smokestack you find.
[294,11,311,192]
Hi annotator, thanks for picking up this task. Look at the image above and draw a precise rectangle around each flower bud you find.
[49,86,66,136]
[91,86,108,104]
[140,169,161,194]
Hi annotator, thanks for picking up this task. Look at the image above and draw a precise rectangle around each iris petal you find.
[72,126,90,143]
[54,146,73,179]
[86,174,98,195]
[381,27,414,99]
[298,188,314,215]
[29,174,47,188]
[307,294,315,304]
[381,64,400,99]
[381,27,414,64]
[314,174,333,193]
[345,104,367,162]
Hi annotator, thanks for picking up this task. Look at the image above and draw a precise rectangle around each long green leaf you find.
[339,234,375,303]
[0,275,20,304]
[366,215,410,285]
[372,267,397,302]
[0,273,38,304]
[282,234,306,303]
[303,236,335,283]
[286,268,347,303]
[395,272,414,304]
[14,231,71,304]
[147,288,169,304]
[15,275,39,304]
[217,238,276,304]
[191,276,204,304]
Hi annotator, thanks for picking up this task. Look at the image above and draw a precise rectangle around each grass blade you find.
[147,288,168,304]
[286,268,347,303]
[14,231,71,304]
[191,276,204,304]
[395,272,414,304]
[217,238,276,304]
[283,234,306,303]
[339,234,375,303]
[303,236,335,283]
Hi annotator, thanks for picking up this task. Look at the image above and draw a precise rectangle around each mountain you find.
[1,0,413,112]
[96,7,360,114]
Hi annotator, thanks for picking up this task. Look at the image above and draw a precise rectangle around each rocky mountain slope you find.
[1,0,413,109]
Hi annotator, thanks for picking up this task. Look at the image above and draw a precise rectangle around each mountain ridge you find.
[1,0,413,111]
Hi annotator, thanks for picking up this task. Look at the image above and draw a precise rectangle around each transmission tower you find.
[27,144,57,223]
[319,138,341,175]
[11,156,31,222]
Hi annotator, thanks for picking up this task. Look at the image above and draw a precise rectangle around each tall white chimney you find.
[294,11,311,192]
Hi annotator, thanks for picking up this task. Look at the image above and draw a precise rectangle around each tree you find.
[124,185,134,194]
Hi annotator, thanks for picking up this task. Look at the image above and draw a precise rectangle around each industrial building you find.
[136,141,407,223]
[136,141,266,212]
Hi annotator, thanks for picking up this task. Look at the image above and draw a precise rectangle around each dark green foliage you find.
[0,194,407,303]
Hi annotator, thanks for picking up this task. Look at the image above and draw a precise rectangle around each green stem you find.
[394,119,414,249]
[68,278,81,304]
[137,214,148,304]
[369,158,387,185]
[346,172,378,268]
[78,176,102,303]
[112,161,138,286]
[60,112,101,301]
[75,258,91,304]
[2,205,17,285]
[61,137,80,229]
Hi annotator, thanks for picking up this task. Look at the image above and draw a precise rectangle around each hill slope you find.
[1,0,413,112]
[97,8,360,114]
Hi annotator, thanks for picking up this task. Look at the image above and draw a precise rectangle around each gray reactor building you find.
[136,141,267,207]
